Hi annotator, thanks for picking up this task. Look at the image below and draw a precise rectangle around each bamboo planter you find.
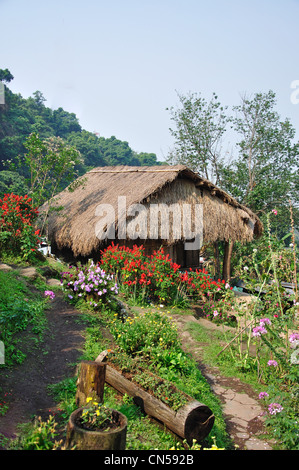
[65,407,127,450]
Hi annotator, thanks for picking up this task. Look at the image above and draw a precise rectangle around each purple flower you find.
[267,360,278,367]
[252,325,268,337]
[259,392,269,400]
[259,318,271,327]
[268,403,283,415]
[68,294,73,299]
[289,333,299,343]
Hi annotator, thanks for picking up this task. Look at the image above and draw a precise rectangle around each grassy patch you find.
[186,320,264,390]
[0,269,49,367]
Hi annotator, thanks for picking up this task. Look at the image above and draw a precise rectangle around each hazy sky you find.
[1,0,299,161]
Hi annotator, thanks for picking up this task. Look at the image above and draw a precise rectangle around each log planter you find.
[104,364,215,445]
[65,407,127,450]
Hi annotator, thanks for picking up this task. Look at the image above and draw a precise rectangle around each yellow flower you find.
[86,397,93,403]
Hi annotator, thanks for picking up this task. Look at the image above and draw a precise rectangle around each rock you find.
[0,263,13,271]
[19,267,39,280]
[47,278,61,287]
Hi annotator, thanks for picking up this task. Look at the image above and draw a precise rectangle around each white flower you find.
[290,349,299,364]
[243,266,249,271]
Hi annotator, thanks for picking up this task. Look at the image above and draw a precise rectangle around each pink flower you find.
[260,318,271,327]
[272,209,277,215]
[252,325,268,337]
[267,360,278,367]
[44,290,55,300]
[259,392,269,400]
[268,403,283,415]
[289,333,299,343]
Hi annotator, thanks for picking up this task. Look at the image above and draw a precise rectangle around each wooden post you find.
[75,361,106,407]
[222,240,233,281]
[213,242,221,278]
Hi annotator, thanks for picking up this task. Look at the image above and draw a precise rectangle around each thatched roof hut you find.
[40,165,262,278]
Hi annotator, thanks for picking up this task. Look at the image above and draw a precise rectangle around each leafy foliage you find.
[0,69,161,199]
[0,193,40,260]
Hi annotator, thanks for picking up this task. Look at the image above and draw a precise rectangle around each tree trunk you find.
[75,361,106,407]
[222,240,233,281]
[105,365,214,444]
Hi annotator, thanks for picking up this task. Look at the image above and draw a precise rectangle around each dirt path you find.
[170,313,275,450]
[0,290,86,445]
[0,269,275,450]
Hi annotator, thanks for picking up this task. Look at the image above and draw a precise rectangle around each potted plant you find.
[65,397,127,450]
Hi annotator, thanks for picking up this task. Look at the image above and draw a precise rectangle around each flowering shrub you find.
[101,244,183,305]
[100,243,145,275]
[79,397,117,431]
[100,243,233,310]
[0,193,40,260]
[60,260,118,309]
[180,269,235,323]
[146,250,181,303]
[109,308,179,356]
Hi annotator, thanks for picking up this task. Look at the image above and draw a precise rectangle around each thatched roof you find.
[40,165,263,257]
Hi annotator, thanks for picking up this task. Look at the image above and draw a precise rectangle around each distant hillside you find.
[0,69,163,196]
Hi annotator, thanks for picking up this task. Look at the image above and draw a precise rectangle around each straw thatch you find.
[40,165,263,258]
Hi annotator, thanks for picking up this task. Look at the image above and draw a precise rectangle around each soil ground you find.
[0,268,275,451]
[0,290,86,447]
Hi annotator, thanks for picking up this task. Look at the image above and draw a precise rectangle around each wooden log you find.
[65,407,127,450]
[105,365,214,444]
[75,361,106,407]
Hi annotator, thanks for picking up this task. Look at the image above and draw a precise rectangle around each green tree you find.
[167,91,230,183]
[134,152,160,166]
[18,133,84,235]
[52,107,81,138]
[220,90,299,235]
[0,170,27,198]
[22,132,83,206]
[0,68,14,84]
[98,136,140,166]
[67,130,106,168]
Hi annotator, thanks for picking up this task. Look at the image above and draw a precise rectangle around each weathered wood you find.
[105,365,214,444]
[65,407,127,450]
[95,349,111,363]
[75,361,106,407]
[222,240,234,281]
